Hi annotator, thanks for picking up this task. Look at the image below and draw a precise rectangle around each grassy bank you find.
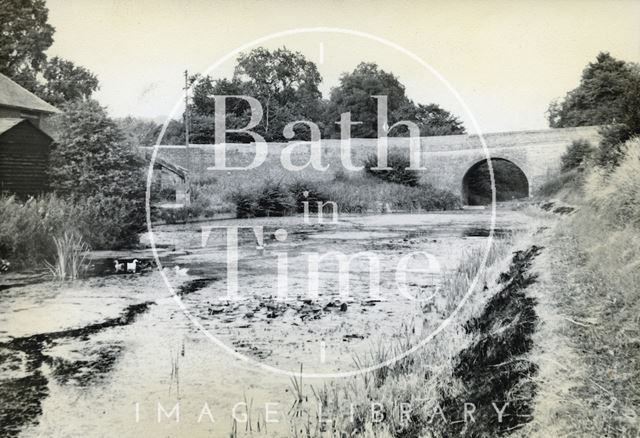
[522,140,640,436]
[283,222,551,437]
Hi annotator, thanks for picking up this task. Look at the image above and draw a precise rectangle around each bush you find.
[288,180,331,213]
[561,139,594,172]
[76,194,144,249]
[594,125,632,169]
[226,180,295,218]
[363,151,420,186]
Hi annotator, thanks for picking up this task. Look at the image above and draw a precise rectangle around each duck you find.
[173,265,188,276]
[126,259,139,273]
[114,260,124,273]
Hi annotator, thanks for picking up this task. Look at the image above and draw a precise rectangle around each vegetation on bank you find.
[282,232,549,437]
[0,100,146,273]
[224,152,460,218]
[527,51,640,435]
[226,175,460,219]
[525,138,640,437]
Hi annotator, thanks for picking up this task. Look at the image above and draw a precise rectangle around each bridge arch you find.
[462,158,529,205]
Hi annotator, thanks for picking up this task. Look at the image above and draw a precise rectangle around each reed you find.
[44,231,90,280]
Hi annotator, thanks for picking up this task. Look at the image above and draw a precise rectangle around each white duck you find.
[173,265,188,276]
[126,259,139,273]
[114,260,124,273]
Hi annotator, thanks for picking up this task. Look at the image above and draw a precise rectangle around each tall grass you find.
[44,232,90,280]
[0,195,82,267]
[287,237,514,437]
[585,137,640,228]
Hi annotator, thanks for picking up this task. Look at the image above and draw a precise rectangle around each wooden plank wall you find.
[0,122,52,198]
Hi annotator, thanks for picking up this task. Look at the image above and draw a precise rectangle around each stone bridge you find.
[141,126,601,204]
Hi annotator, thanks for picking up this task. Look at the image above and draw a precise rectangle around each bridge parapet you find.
[138,126,602,202]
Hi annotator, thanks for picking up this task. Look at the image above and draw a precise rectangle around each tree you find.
[115,116,160,149]
[37,57,99,106]
[234,47,323,139]
[547,52,639,128]
[324,62,465,138]
[49,100,145,248]
[593,73,640,168]
[549,52,640,169]
[0,1,98,105]
[0,0,54,92]
[190,47,324,142]
[324,63,409,138]
[394,103,465,136]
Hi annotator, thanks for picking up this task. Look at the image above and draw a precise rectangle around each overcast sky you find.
[45,0,640,134]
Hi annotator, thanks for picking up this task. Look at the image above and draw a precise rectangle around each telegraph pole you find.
[183,70,191,206]
[184,69,190,147]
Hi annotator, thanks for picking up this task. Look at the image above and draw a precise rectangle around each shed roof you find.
[0,117,53,141]
[0,118,25,136]
[0,73,60,114]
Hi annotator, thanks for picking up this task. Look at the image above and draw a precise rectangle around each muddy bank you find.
[0,301,153,438]
[435,245,543,437]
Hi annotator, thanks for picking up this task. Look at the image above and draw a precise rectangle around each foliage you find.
[547,52,639,128]
[49,100,143,197]
[0,195,81,266]
[0,0,98,105]
[36,56,99,106]
[190,56,465,143]
[594,74,640,168]
[536,168,585,198]
[159,119,187,145]
[560,139,594,172]
[324,62,465,138]
[288,180,331,213]
[318,177,461,212]
[223,174,460,218]
[0,192,148,266]
[324,62,408,138]
[190,47,323,142]
[49,100,145,248]
[547,52,640,169]
[363,151,420,186]
[539,141,640,436]
[226,180,295,218]
[0,0,54,92]
[114,116,160,148]
[394,102,466,136]
[76,193,145,249]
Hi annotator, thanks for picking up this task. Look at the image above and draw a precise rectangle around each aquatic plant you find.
[44,231,90,280]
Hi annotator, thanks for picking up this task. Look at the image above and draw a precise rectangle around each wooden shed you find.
[0,73,59,198]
